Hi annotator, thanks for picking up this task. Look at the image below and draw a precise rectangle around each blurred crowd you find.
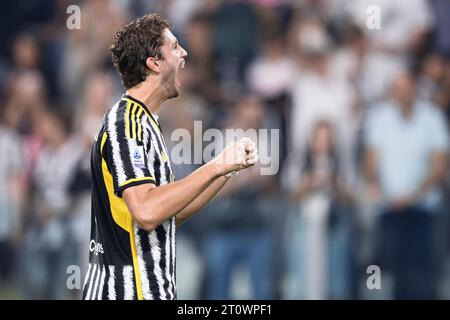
[1,0,450,300]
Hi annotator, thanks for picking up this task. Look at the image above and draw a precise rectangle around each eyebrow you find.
[173,39,178,48]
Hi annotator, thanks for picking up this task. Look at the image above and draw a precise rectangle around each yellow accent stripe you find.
[118,176,155,189]
[161,151,168,163]
[130,103,137,139]
[124,97,161,135]
[129,219,143,300]
[125,101,131,139]
[136,108,144,142]
[100,132,143,300]
[100,132,129,231]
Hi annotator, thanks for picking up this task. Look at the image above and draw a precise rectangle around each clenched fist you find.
[210,137,259,176]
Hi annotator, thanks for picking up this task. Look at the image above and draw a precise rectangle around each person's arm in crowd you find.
[364,147,381,201]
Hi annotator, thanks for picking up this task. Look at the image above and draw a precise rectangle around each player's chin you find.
[171,85,180,98]
[173,76,182,96]
[167,82,180,99]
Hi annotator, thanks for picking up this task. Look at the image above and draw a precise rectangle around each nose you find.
[180,46,188,59]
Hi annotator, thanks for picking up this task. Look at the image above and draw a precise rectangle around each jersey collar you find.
[123,94,159,125]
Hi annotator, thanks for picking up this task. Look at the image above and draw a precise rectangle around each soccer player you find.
[82,14,258,300]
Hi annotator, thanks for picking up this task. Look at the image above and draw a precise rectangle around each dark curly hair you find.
[110,14,171,89]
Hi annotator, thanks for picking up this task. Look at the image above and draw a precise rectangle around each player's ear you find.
[146,57,161,74]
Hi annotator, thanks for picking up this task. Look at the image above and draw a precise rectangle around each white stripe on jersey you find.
[92,263,103,300]
[107,103,128,186]
[142,115,156,179]
[134,225,154,300]
[171,218,177,295]
[108,265,116,300]
[82,263,92,293]
[86,264,98,300]
[164,220,173,299]
[96,99,176,300]
[149,230,167,300]
[123,265,135,300]
[141,114,174,299]
[97,265,106,300]
[152,119,173,299]
[157,128,175,176]
[145,119,169,186]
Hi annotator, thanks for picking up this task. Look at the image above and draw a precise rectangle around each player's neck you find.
[126,80,166,115]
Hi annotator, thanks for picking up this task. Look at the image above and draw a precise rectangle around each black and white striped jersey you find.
[82,95,176,300]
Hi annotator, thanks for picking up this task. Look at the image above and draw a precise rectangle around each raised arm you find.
[123,137,258,231]
[174,175,229,227]
[175,139,259,226]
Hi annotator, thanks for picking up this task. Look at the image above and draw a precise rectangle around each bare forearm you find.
[176,175,230,226]
[365,148,379,185]
[124,163,222,230]
[124,136,259,231]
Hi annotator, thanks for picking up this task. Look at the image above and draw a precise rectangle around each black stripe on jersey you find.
[146,119,167,185]
[114,265,124,300]
[97,265,109,300]
[120,179,156,191]
[155,224,170,295]
[147,120,163,185]
[153,149,162,185]
[168,221,175,294]
[158,128,172,184]
[82,264,92,299]
[85,264,99,300]
[147,114,170,180]
[101,132,114,174]
[107,121,154,196]
[143,114,174,298]
[142,129,175,300]
[104,110,130,193]
[141,130,154,181]
[159,139,172,185]
[91,264,103,299]
[115,105,142,196]
[163,159,171,184]
[173,220,178,299]
[137,228,160,299]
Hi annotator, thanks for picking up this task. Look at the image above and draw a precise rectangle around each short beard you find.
[162,66,179,99]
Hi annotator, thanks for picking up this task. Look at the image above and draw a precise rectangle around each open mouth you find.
[176,61,185,87]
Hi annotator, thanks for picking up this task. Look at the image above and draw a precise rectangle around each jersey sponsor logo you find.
[90,240,104,256]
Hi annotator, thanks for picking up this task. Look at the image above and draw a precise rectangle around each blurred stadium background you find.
[1,0,450,300]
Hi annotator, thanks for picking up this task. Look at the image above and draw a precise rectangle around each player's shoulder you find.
[103,99,128,126]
